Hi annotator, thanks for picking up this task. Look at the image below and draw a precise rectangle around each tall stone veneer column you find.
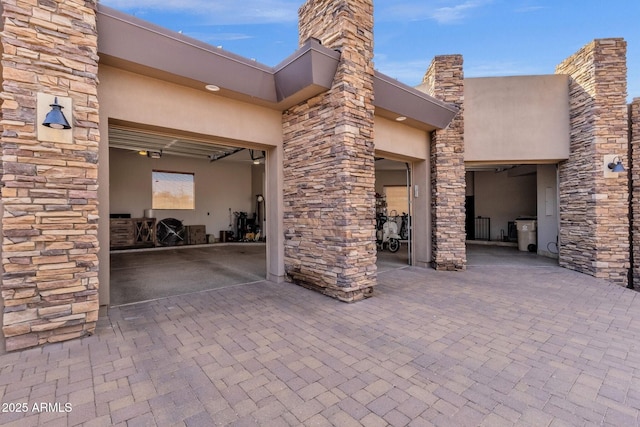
[555,39,629,285]
[631,98,640,288]
[1,1,100,351]
[282,0,376,302]
[421,55,466,271]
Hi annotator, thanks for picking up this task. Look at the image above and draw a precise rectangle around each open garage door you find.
[107,124,269,306]
[375,158,411,271]
[465,163,560,266]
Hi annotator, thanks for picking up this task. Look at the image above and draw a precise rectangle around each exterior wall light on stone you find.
[604,154,626,177]
[37,93,73,144]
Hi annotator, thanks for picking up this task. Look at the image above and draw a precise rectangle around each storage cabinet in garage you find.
[186,225,207,245]
[110,218,134,248]
[110,218,156,249]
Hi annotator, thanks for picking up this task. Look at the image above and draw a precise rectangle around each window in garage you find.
[152,170,195,210]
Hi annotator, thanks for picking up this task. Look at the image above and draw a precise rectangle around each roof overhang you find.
[374,72,459,131]
[96,4,457,131]
[97,5,339,110]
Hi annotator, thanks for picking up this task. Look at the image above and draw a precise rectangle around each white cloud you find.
[100,0,299,24]
[431,0,492,24]
[376,0,493,24]
[102,1,494,26]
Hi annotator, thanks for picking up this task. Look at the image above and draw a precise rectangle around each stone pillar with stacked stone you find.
[282,0,377,301]
[555,39,629,285]
[1,0,100,351]
[421,55,467,271]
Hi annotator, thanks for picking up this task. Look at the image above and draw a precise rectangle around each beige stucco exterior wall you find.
[465,75,570,164]
[374,117,429,160]
[98,66,283,145]
[537,164,559,258]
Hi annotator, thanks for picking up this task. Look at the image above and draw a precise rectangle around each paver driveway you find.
[1,263,639,426]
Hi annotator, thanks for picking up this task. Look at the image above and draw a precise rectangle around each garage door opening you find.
[465,164,560,266]
[108,124,269,306]
[375,157,411,271]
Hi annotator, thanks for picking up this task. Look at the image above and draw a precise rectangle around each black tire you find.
[388,238,400,253]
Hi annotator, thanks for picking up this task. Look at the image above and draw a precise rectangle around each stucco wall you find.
[98,66,283,145]
[537,164,559,258]
[465,75,570,164]
[109,148,253,238]
[374,117,429,160]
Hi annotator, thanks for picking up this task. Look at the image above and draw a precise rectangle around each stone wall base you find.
[288,273,374,303]
[5,323,94,353]
[432,260,467,271]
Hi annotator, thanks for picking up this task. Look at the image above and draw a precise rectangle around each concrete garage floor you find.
[111,243,412,306]
[110,243,267,306]
[467,244,558,267]
[111,243,551,306]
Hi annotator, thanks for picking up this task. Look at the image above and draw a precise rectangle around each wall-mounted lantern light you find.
[42,97,71,129]
[604,154,626,178]
[607,156,625,173]
[37,93,73,143]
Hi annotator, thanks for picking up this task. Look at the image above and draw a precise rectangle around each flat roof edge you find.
[374,71,459,130]
[274,39,340,104]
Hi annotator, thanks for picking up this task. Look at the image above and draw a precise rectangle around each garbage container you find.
[515,219,537,252]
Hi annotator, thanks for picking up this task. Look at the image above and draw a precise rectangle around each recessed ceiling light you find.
[205,84,220,92]
[395,116,407,122]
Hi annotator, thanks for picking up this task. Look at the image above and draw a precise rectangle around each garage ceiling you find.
[109,126,411,170]
[108,125,248,162]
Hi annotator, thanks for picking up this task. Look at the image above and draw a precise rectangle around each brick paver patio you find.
[1,263,640,426]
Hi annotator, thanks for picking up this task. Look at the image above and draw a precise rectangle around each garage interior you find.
[109,127,412,306]
[465,164,561,260]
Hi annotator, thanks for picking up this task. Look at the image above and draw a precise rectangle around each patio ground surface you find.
[1,255,639,426]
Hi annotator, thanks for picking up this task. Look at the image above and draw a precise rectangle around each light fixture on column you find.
[42,97,71,129]
[604,154,626,178]
[607,156,625,173]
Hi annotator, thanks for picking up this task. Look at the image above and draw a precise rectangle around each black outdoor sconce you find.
[42,97,71,129]
[607,156,625,173]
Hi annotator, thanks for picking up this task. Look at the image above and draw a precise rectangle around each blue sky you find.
[100,0,640,100]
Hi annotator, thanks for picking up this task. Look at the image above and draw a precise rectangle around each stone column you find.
[631,98,640,288]
[421,55,466,271]
[555,39,629,285]
[282,0,376,302]
[1,0,100,351]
